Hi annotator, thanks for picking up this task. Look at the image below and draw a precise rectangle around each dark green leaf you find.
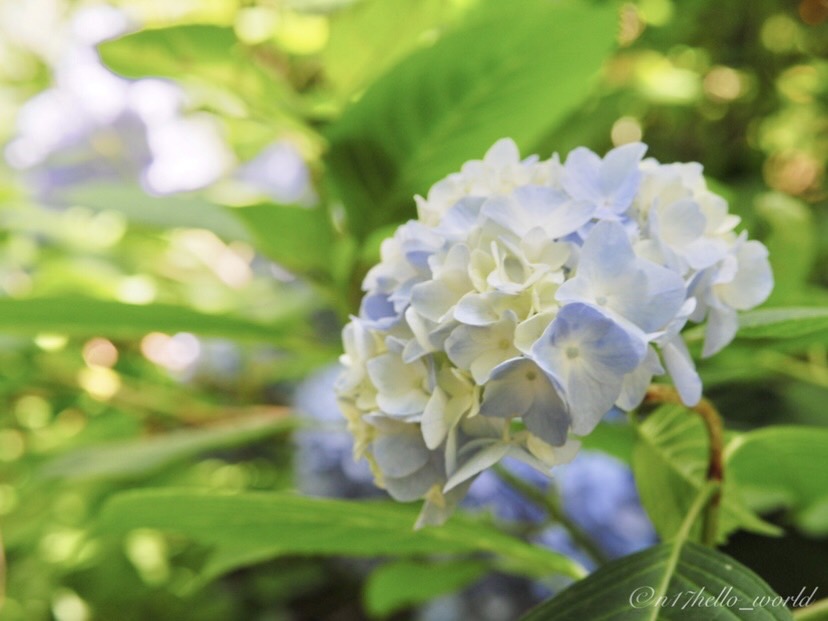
[326,0,618,238]
[0,296,305,342]
[97,490,584,587]
[39,413,294,481]
[727,426,828,536]
[632,406,780,542]
[364,559,488,616]
[521,541,794,620]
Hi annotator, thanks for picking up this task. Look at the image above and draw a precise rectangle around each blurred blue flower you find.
[292,365,377,499]
[5,6,234,205]
[463,458,548,523]
[531,450,657,573]
[234,141,314,205]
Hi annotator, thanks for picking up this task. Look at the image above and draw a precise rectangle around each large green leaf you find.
[325,0,618,238]
[727,427,828,536]
[521,541,794,620]
[0,296,305,342]
[632,406,780,543]
[523,481,795,620]
[364,559,488,617]
[97,490,585,587]
[737,307,828,340]
[39,413,294,481]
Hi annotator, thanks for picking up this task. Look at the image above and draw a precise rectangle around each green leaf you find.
[632,406,781,543]
[727,426,828,536]
[98,25,281,107]
[325,0,618,238]
[737,307,828,340]
[39,413,294,481]
[520,541,794,620]
[230,203,334,276]
[524,479,795,620]
[97,490,584,588]
[364,559,488,617]
[63,183,252,242]
[0,296,305,342]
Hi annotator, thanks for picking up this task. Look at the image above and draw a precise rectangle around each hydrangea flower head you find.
[336,140,772,527]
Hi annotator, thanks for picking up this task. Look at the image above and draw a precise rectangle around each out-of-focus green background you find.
[0,0,825,619]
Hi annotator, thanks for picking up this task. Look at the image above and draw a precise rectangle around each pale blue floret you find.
[435,196,487,240]
[359,291,403,330]
[479,357,571,446]
[445,310,521,384]
[410,243,473,323]
[563,142,647,221]
[481,186,595,240]
[366,415,445,501]
[556,221,686,334]
[532,303,646,436]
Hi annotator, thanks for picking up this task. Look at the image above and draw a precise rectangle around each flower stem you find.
[493,464,610,566]
[642,384,725,547]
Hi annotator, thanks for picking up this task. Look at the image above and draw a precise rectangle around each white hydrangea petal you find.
[415,483,472,529]
[566,363,622,435]
[514,311,556,354]
[444,441,511,492]
[660,199,706,246]
[573,220,637,285]
[384,459,443,501]
[437,197,485,239]
[373,431,430,478]
[524,435,581,468]
[367,352,429,416]
[631,260,687,332]
[600,142,647,192]
[563,147,603,202]
[421,386,472,450]
[522,383,570,447]
[445,311,519,383]
[454,291,512,326]
[479,358,571,444]
[484,137,520,166]
[661,335,702,406]
[718,240,773,310]
[411,279,463,323]
[617,346,664,411]
[478,365,534,418]
[702,303,739,358]
[469,349,517,385]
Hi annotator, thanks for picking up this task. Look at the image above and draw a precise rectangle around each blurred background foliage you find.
[0,0,826,619]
